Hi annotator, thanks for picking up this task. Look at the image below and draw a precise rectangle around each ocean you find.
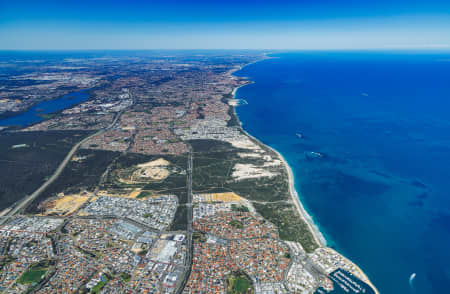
[234,51,450,294]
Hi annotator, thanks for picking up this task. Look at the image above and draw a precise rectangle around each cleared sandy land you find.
[97,188,142,199]
[119,158,172,184]
[233,152,281,181]
[230,138,264,152]
[196,192,244,203]
[137,158,170,168]
[237,152,261,158]
[44,193,90,216]
[232,163,278,181]
[135,158,171,180]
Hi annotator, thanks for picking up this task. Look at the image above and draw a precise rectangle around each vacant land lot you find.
[227,272,253,294]
[18,259,54,285]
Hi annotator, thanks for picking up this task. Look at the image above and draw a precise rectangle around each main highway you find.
[0,91,130,225]
[176,147,193,294]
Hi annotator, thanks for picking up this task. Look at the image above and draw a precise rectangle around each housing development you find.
[0,52,377,294]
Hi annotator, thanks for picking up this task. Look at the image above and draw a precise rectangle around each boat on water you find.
[305,151,324,159]
[296,132,303,139]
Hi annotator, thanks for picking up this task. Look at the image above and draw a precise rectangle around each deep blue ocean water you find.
[234,51,450,294]
[0,90,89,127]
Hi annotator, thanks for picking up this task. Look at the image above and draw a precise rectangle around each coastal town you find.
[0,52,378,294]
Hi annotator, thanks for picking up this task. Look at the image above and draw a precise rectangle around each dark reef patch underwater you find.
[234,51,450,294]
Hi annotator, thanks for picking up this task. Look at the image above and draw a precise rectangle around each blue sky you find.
[1,0,450,50]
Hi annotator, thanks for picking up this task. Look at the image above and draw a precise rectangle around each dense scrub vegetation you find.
[0,130,91,210]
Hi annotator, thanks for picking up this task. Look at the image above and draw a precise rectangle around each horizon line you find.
[1,47,450,52]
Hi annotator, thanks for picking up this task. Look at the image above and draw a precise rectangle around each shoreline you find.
[229,57,380,294]
[230,57,326,247]
[240,127,326,247]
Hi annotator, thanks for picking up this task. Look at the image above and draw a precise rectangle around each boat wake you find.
[409,273,416,293]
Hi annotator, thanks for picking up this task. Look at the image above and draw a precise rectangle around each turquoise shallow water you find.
[234,51,450,294]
